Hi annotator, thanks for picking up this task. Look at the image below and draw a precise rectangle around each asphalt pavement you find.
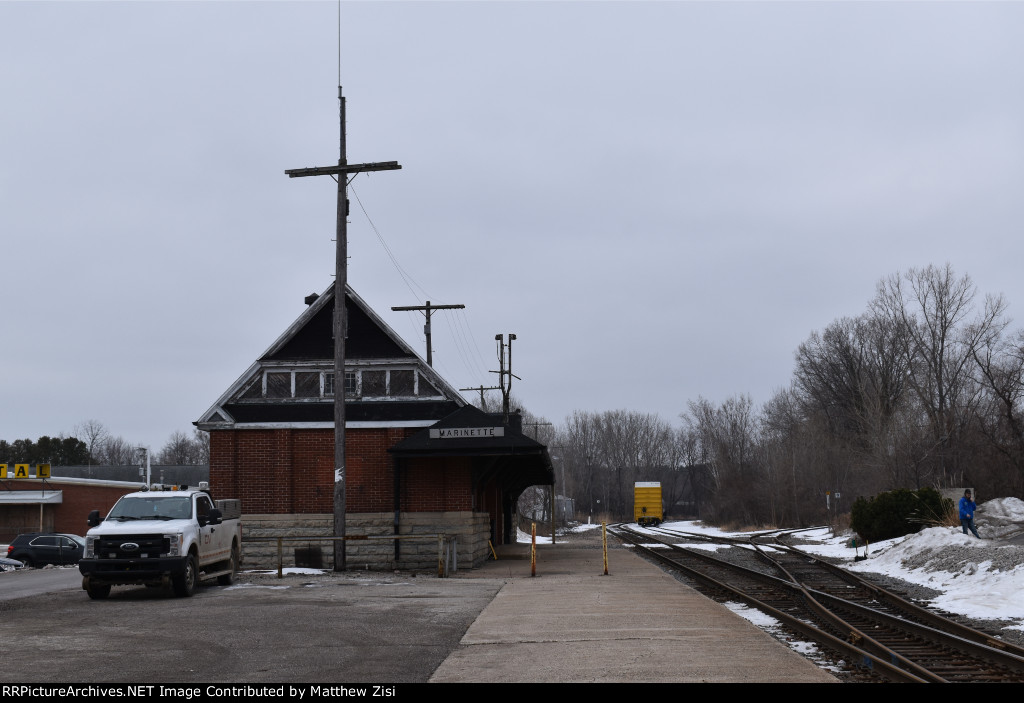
[0,536,835,684]
[0,565,80,600]
[0,567,501,683]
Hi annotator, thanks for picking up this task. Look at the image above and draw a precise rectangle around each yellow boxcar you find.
[634,482,663,527]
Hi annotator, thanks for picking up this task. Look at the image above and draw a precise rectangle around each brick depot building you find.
[196,285,552,570]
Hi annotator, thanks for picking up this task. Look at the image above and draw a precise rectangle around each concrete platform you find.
[432,540,838,683]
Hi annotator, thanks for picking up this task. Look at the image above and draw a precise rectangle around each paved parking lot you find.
[1,533,838,684]
[0,570,501,683]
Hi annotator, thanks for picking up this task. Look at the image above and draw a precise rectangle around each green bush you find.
[850,487,952,542]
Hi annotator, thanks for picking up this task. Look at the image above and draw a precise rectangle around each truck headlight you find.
[163,533,182,557]
[85,536,96,559]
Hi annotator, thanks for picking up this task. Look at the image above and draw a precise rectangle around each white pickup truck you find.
[78,484,241,599]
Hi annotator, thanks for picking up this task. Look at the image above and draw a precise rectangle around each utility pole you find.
[491,334,521,422]
[391,300,465,367]
[285,86,401,572]
[459,385,501,412]
[522,421,553,439]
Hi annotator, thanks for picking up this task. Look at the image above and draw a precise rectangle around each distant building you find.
[196,285,552,569]
[0,466,209,541]
[51,465,209,486]
[1,476,141,541]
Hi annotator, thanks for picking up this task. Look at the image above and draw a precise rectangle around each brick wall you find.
[210,428,475,515]
[210,428,496,569]
[402,456,473,511]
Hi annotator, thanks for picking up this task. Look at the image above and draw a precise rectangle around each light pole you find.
[137,447,151,489]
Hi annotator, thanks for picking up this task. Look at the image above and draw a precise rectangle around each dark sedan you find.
[6,533,85,567]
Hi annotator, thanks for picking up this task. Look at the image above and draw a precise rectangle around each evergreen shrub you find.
[850,487,952,542]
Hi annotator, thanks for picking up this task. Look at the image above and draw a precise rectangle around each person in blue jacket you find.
[959,489,980,539]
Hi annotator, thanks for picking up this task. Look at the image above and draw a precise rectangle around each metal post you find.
[602,522,608,575]
[437,534,444,577]
[550,486,555,545]
[531,522,537,577]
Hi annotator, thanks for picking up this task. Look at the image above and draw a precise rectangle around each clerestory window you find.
[240,368,441,401]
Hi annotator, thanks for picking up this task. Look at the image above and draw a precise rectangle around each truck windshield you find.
[107,496,192,521]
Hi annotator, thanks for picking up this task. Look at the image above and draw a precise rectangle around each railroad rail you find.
[610,523,1024,683]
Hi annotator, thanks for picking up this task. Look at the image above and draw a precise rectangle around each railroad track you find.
[610,523,1024,683]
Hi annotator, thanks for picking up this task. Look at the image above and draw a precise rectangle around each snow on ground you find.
[631,520,776,540]
[657,497,1024,636]
[246,567,328,575]
[628,519,776,553]
[568,522,602,533]
[722,601,842,673]
[517,528,552,544]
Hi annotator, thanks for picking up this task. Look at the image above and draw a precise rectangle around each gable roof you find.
[260,285,419,361]
[195,284,465,430]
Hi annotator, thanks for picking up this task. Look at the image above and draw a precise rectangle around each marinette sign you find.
[429,427,505,439]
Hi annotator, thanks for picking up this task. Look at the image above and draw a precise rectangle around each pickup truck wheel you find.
[173,553,198,597]
[218,544,239,586]
[86,582,111,600]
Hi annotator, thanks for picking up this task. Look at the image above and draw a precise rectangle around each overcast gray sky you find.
[3,1,1024,452]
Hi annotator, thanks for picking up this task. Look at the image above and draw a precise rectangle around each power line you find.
[350,183,427,303]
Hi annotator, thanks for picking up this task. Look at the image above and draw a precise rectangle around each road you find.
[0,566,80,600]
[0,570,501,683]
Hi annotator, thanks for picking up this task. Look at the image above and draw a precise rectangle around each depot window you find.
[244,369,440,400]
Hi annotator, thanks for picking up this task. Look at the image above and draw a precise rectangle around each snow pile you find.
[516,528,551,544]
[786,498,1024,631]
[245,567,327,575]
[845,525,1024,625]
[662,497,1024,635]
[976,496,1024,540]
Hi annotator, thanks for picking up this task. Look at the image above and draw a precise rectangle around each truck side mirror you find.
[87,510,101,527]
[198,509,223,527]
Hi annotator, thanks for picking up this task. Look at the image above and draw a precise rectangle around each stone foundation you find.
[240,512,492,571]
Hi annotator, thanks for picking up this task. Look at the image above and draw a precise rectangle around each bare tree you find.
[681,395,764,525]
[545,264,1024,529]
[872,263,1007,486]
[971,328,1024,492]
[100,435,141,466]
[157,429,210,465]
[560,410,603,518]
[74,419,110,466]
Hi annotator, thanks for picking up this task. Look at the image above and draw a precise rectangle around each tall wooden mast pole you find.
[333,86,348,572]
[286,87,401,572]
